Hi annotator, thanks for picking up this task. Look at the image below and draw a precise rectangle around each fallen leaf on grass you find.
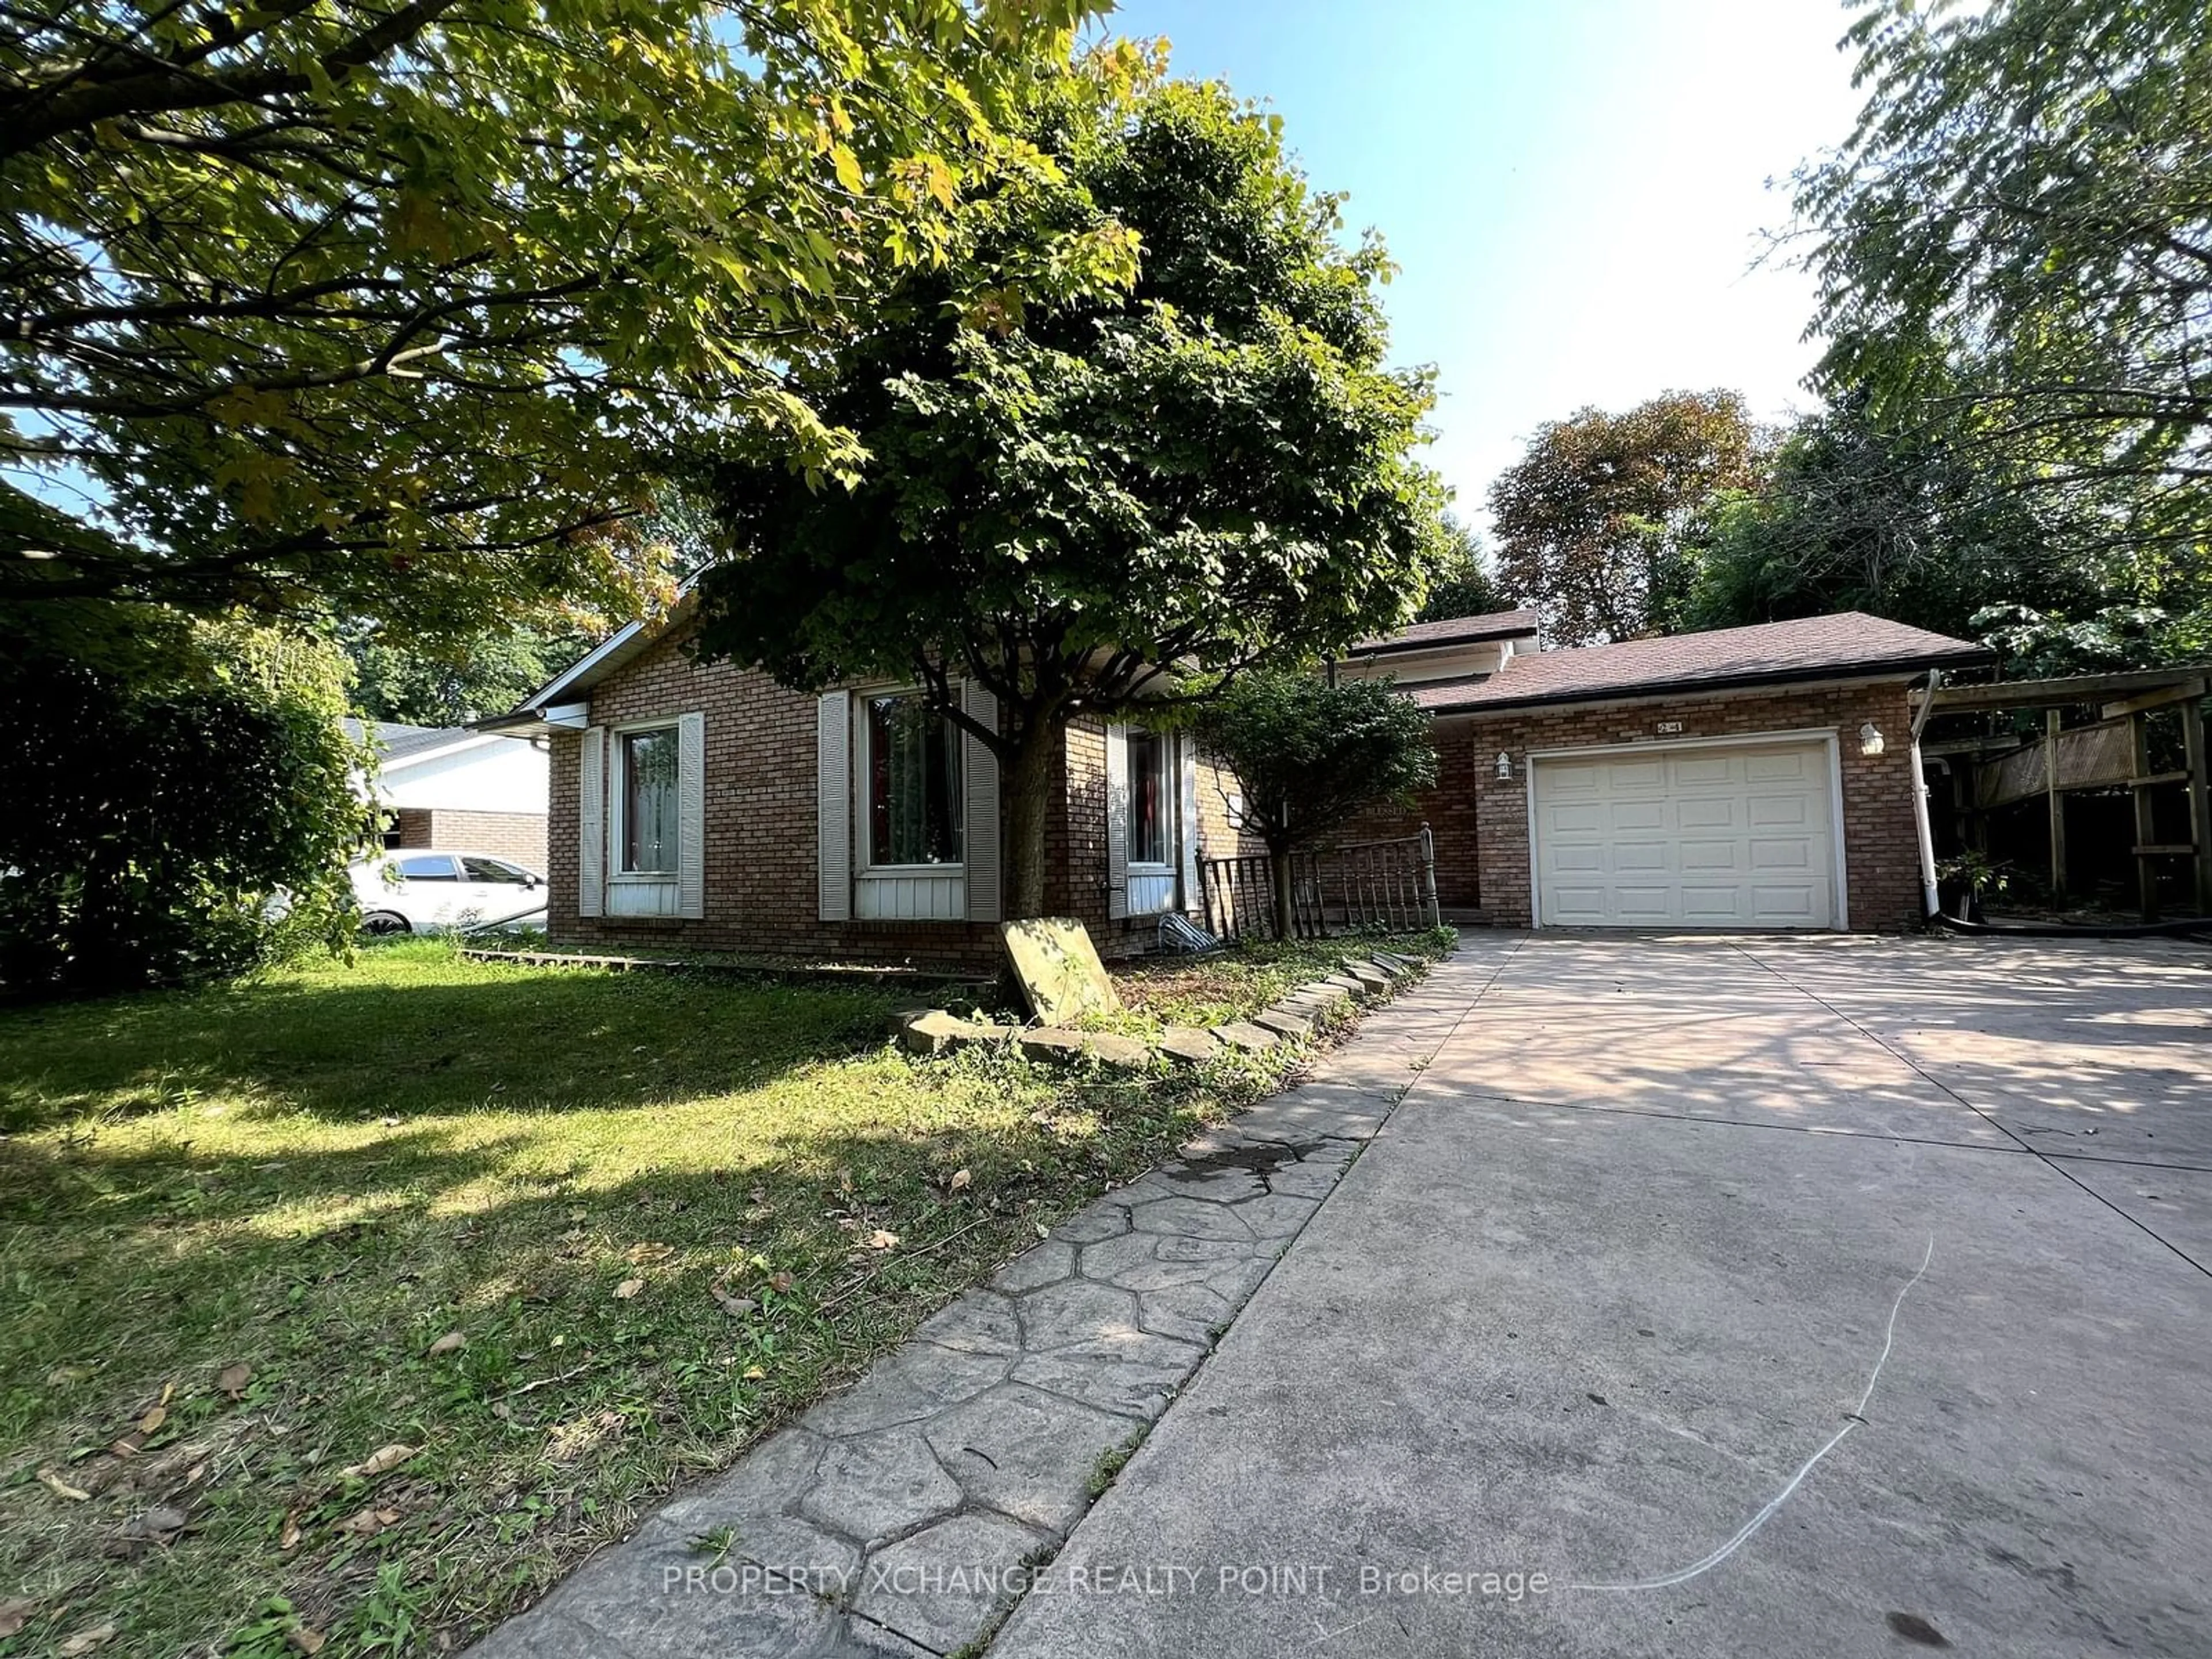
[864,1229,900,1251]
[613,1278,645,1301]
[341,1444,417,1479]
[337,1505,402,1537]
[216,1362,251,1398]
[130,1505,189,1538]
[137,1405,166,1434]
[767,1271,794,1294]
[0,1599,35,1638]
[424,1331,465,1358]
[741,1366,766,1381]
[279,1510,302,1551]
[287,1626,327,1654]
[624,1242,672,1266]
[949,1168,972,1192]
[47,1365,92,1387]
[58,1623,116,1655]
[37,1467,90,1502]
[710,1285,757,1318]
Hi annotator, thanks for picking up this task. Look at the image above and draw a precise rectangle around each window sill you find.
[858,865,966,878]
[610,871,676,884]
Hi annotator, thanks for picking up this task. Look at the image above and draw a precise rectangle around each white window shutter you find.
[1178,734,1201,912]
[817,691,851,922]
[676,711,706,920]
[577,726,606,919]
[1105,722,1130,921]
[961,680,1001,922]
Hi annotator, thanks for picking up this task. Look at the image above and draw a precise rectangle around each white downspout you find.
[1910,669,1944,919]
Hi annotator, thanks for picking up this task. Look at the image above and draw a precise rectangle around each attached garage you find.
[1529,734,1843,929]
[1403,612,1999,933]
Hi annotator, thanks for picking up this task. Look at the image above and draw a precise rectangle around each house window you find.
[866,692,963,867]
[1126,729,1174,866]
[619,726,680,875]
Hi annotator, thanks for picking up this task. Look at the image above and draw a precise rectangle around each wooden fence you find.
[1200,827,1440,943]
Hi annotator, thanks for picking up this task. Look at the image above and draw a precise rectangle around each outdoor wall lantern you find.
[1495,751,1515,781]
[1859,722,1886,756]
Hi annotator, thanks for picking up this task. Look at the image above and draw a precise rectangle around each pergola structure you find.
[1912,668,2212,919]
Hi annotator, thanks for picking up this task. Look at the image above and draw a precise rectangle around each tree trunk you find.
[1269,844,1294,941]
[1000,719,1059,920]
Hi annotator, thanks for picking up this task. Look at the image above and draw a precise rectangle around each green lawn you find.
[0,931,1444,1657]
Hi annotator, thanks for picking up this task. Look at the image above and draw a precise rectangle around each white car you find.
[350,851,547,935]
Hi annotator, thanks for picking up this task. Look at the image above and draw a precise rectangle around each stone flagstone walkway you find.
[468,946,1492,1659]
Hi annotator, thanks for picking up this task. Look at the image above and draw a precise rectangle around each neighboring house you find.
[490,603,1986,963]
[346,719,550,871]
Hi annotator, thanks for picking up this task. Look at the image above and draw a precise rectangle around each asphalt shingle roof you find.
[1412,612,1990,713]
[342,719,476,763]
[1352,608,1541,655]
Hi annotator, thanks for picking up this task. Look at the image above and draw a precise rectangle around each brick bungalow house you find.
[489,603,1987,962]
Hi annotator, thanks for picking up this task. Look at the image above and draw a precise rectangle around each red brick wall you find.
[1465,681,1925,931]
[1338,729,1483,908]
[546,633,1227,966]
[410,809,547,870]
[548,629,1005,967]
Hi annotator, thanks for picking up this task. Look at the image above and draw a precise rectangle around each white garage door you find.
[1531,738,1840,929]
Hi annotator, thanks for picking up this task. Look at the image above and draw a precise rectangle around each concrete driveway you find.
[989,933,2212,1658]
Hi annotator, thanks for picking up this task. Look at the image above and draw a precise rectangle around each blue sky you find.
[1089,0,1871,527]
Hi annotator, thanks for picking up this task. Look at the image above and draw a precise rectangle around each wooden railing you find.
[1200,826,1440,943]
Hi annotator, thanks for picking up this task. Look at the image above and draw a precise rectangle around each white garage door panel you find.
[1532,738,1839,930]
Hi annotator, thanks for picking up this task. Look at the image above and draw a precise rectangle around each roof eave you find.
[512,581,700,714]
[1419,648,1995,717]
[1349,619,1541,657]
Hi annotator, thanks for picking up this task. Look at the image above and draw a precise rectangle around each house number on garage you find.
[1655,721,1686,735]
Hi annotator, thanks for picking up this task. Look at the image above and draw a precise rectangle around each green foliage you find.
[1800,0,2212,599]
[687,53,1448,911]
[1969,601,2212,679]
[341,618,592,728]
[0,619,372,995]
[1190,673,1438,856]
[1680,397,2080,638]
[1416,514,1508,622]
[1,1,1114,643]
[1490,389,1763,645]
[1189,673,1437,939]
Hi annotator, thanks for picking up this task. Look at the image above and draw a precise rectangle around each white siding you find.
[577,726,606,918]
[676,711,706,920]
[1177,734,1200,913]
[817,691,851,922]
[855,871,966,920]
[377,736,547,814]
[607,880,680,918]
[1104,722,1130,920]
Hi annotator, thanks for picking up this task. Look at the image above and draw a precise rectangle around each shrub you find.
[0,620,373,994]
[1189,673,1438,939]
